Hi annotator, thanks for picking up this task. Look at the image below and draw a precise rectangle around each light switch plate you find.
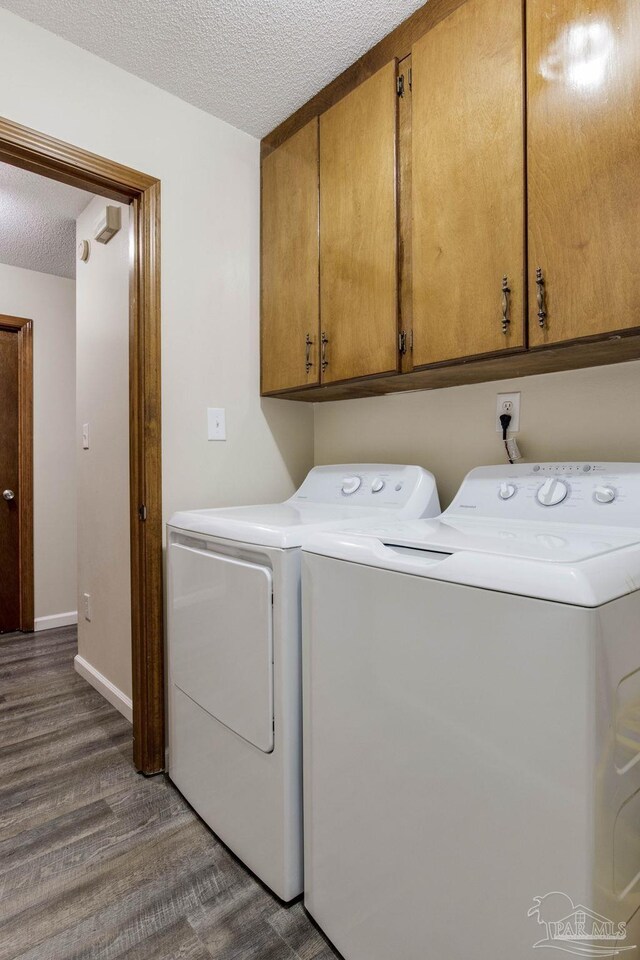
[208,407,226,441]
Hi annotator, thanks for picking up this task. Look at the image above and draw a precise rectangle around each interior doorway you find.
[0,314,33,634]
[0,116,164,775]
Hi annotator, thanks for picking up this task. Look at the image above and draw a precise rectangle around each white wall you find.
[0,8,313,695]
[75,198,131,700]
[314,360,640,507]
[0,7,314,513]
[0,261,77,625]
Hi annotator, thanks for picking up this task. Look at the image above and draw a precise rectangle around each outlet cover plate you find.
[495,392,521,433]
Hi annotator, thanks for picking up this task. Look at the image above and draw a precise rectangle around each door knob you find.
[3,489,15,501]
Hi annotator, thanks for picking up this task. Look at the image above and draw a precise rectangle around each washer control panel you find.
[447,463,639,526]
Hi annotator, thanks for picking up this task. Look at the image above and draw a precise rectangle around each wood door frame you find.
[0,314,33,633]
[0,116,164,775]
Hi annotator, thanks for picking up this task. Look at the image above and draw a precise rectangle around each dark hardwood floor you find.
[0,626,339,960]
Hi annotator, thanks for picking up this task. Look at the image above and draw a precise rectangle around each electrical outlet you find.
[83,592,91,622]
[495,392,521,432]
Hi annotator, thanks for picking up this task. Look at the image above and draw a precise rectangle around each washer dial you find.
[594,486,616,504]
[537,478,569,506]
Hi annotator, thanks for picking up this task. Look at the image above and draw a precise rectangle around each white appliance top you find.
[303,463,640,607]
[168,464,440,548]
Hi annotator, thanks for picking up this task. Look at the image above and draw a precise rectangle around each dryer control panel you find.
[446,463,640,526]
[291,464,440,519]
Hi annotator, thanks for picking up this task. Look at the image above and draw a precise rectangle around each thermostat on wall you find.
[94,205,121,244]
[77,239,90,262]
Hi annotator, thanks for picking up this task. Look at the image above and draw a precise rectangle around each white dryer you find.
[302,463,640,959]
[167,464,439,902]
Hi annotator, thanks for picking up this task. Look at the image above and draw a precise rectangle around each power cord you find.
[500,413,513,464]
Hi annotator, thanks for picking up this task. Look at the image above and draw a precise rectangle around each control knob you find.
[342,476,361,495]
[537,478,569,506]
[499,482,516,500]
[594,486,616,504]
[371,478,385,493]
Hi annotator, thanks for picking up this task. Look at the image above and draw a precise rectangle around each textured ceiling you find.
[1,0,427,137]
[0,162,94,279]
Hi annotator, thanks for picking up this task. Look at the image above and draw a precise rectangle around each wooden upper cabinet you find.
[319,61,399,384]
[411,0,526,366]
[527,0,640,347]
[261,120,319,394]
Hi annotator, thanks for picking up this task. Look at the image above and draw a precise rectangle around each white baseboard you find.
[74,654,133,724]
[34,611,78,632]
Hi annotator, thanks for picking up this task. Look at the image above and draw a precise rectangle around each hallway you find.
[0,626,337,960]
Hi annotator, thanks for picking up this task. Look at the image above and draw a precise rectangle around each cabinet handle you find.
[536,268,547,328]
[321,332,329,371]
[305,333,314,373]
[501,276,511,335]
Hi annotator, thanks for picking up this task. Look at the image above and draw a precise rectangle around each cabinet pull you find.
[536,268,547,328]
[305,333,314,373]
[501,276,511,334]
[321,332,329,371]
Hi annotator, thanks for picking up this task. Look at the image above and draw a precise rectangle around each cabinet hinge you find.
[408,67,412,91]
[399,331,408,355]
[396,74,405,98]
[138,504,147,521]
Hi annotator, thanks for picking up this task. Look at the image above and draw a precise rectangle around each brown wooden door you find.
[261,119,320,393]
[319,60,399,384]
[528,0,640,347]
[411,0,526,366]
[0,329,20,633]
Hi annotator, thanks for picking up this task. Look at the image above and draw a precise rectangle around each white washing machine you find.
[302,463,640,959]
[167,464,440,902]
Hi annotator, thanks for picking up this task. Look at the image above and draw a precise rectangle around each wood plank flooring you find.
[0,626,340,960]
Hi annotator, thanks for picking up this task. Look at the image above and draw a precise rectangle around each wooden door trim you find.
[0,314,33,632]
[0,116,164,775]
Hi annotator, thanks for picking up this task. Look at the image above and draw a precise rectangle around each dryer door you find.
[170,541,274,752]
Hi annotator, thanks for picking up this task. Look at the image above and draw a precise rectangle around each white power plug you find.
[505,437,522,462]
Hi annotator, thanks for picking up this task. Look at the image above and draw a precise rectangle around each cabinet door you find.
[261,120,319,393]
[412,0,525,366]
[528,0,640,347]
[320,61,399,384]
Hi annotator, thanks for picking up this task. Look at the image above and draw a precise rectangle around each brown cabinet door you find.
[319,61,399,384]
[261,119,319,393]
[528,0,640,347]
[412,0,526,366]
